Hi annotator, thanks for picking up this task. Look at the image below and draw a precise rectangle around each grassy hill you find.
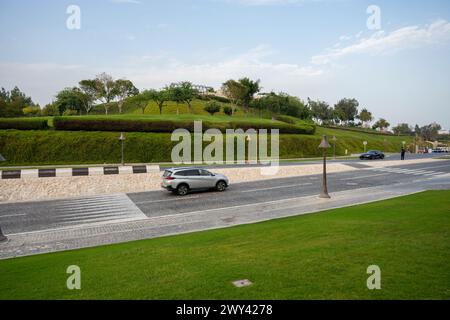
[0,126,413,166]
[0,98,416,166]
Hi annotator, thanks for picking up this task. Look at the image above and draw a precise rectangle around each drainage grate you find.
[232,279,253,288]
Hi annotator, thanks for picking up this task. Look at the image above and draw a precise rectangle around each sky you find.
[0,0,449,129]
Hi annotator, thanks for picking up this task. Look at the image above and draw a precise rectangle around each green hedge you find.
[0,129,409,166]
[0,118,49,130]
[53,117,315,135]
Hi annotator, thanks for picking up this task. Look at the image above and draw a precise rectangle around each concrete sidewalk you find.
[0,181,430,260]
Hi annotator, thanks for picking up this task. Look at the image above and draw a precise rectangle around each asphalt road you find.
[159,152,441,170]
[1,159,449,235]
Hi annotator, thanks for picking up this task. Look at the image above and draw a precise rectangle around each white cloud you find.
[0,45,323,105]
[312,19,450,65]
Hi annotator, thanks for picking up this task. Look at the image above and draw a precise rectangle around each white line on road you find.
[241,183,313,193]
[342,173,390,180]
[0,213,27,218]
[134,195,200,205]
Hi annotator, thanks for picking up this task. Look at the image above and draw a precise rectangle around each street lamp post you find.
[332,136,337,160]
[319,135,331,199]
[119,132,126,166]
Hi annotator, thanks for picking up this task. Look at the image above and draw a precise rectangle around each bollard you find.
[0,226,7,242]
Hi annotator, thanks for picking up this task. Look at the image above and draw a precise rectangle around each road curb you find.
[0,165,160,180]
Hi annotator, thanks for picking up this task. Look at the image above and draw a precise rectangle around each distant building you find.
[170,82,214,95]
[438,129,450,135]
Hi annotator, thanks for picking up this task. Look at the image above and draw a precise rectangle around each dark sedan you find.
[360,150,385,160]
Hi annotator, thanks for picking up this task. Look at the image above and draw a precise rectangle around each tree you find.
[54,87,85,115]
[148,89,170,115]
[42,103,59,116]
[222,80,246,115]
[79,80,98,114]
[22,106,41,117]
[419,123,441,141]
[115,79,139,114]
[357,108,373,127]
[392,123,413,136]
[179,81,197,112]
[129,90,152,114]
[167,84,185,115]
[372,118,390,131]
[204,101,221,115]
[238,77,261,114]
[249,92,309,119]
[95,73,117,115]
[334,98,359,125]
[0,86,35,117]
[308,98,333,124]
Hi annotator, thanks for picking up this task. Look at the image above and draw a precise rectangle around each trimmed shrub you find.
[223,106,233,116]
[0,129,411,166]
[208,95,231,104]
[0,118,49,130]
[274,114,296,124]
[53,117,315,135]
[204,102,221,115]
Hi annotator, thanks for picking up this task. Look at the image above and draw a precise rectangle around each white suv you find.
[161,168,229,196]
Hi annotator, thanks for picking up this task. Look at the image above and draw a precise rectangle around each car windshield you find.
[368,151,378,154]
[163,170,172,178]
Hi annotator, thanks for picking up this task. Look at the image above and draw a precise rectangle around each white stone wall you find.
[0,163,355,203]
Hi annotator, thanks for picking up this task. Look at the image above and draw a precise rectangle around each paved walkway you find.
[0,181,437,260]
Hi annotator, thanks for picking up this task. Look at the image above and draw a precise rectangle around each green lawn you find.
[1,191,449,300]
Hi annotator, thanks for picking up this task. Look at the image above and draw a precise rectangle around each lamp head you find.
[318,135,331,149]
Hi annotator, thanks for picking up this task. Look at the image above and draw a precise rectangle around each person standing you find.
[401,147,406,160]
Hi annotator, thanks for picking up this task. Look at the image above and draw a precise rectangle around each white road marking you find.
[241,183,313,193]
[135,195,200,205]
[342,173,390,180]
[0,213,27,218]
[370,166,449,178]
[53,194,147,225]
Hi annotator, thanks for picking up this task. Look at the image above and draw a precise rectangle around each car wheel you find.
[216,181,227,192]
[176,184,189,196]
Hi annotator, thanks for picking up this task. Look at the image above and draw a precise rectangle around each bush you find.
[22,106,41,117]
[208,95,231,104]
[63,109,79,116]
[223,106,233,116]
[0,118,49,130]
[274,114,296,124]
[53,117,315,134]
[204,102,221,116]
[42,103,59,116]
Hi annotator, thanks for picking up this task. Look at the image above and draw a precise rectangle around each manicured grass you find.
[1,191,449,300]
[0,127,410,166]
